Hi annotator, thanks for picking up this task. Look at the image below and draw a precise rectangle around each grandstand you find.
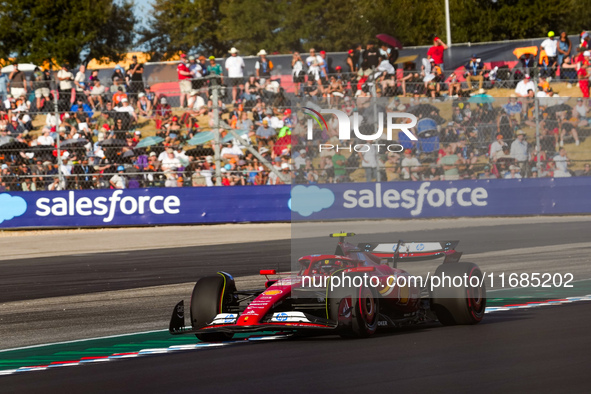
[2,33,591,192]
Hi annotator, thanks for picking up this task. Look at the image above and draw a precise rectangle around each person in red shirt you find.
[427,36,448,71]
[576,50,591,98]
[177,54,192,108]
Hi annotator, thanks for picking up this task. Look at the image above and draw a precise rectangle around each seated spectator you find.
[559,110,580,146]
[237,111,254,133]
[504,165,522,179]
[497,108,514,140]
[447,72,462,97]
[154,97,172,130]
[47,176,64,191]
[36,127,54,146]
[479,165,497,179]
[220,141,243,160]
[136,92,152,117]
[515,74,536,97]
[553,147,571,177]
[518,53,536,73]
[110,166,127,189]
[489,134,508,162]
[303,79,320,100]
[400,149,421,180]
[326,76,344,105]
[6,116,26,136]
[243,75,261,102]
[87,80,107,112]
[505,94,522,112]
[161,116,182,142]
[112,118,128,140]
[186,90,207,116]
[575,163,591,176]
[438,144,461,180]
[560,56,577,81]
[256,119,276,148]
[510,130,529,173]
[115,97,137,123]
[112,85,128,105]
[464,54,485,91]
[422,163,443,180]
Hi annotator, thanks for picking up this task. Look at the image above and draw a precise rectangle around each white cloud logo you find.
[290,185,335,217]
[0,193,27,224]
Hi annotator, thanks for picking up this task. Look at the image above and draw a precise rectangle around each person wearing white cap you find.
[255,49,273,84]
[504,164,522,179]
[36,126,54,146]
[136,91,152,117]
[187,55,203,92]
[294,149,307,169]
[225,47,245,103]
[514,73,536,97]
[115,97,137,122]
[186,89,207,117]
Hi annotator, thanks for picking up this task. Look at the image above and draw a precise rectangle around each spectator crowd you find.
[2,32,591,191]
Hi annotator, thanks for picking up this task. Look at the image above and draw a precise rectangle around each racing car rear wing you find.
[359,241,462,264]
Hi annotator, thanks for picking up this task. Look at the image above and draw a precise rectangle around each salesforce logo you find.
[289,185,335,217]
[0,193,28,224]
[35,190,181,223]
[343,182,488,216]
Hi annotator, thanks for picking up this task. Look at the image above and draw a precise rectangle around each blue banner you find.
[2,178,591,228]
[290,178,591,220]
[0,186,291,228]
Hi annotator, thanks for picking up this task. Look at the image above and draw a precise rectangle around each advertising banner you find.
[2,178,591,228]
[290,178,591,220]
[0,186,291,228]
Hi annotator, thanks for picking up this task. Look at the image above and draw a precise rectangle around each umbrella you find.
[122,150,136,158]
[59,138,89,148]
[222,129,249,143]
[187,132,214,146]
[394,55,418,65]
[545,103,571,114]
[376,33,403,49]
[468,94,495,104]
[1,63,38,73]
[185,147,214,157]
[97,138,126,147]
[135,136,164,148]
[0,140,29,152]
[407,104,439,117]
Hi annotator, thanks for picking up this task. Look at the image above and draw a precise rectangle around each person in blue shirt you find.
[70,97,94,119]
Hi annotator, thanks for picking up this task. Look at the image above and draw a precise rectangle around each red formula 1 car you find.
[169,233,486,341]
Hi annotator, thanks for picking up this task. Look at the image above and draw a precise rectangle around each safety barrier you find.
[0,185,290,228]
[1,177,591,228]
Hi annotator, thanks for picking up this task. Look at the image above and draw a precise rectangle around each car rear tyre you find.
[351,285,380,337]
[190,274,235,342]
[327,274,379,338]
[431,262,486,325]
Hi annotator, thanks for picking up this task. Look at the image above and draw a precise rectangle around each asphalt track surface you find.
[3,303,590,392]
[2,218,591,392]
[3,220,591,302]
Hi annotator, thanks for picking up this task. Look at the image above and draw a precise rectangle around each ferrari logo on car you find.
[263,290,282,296]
